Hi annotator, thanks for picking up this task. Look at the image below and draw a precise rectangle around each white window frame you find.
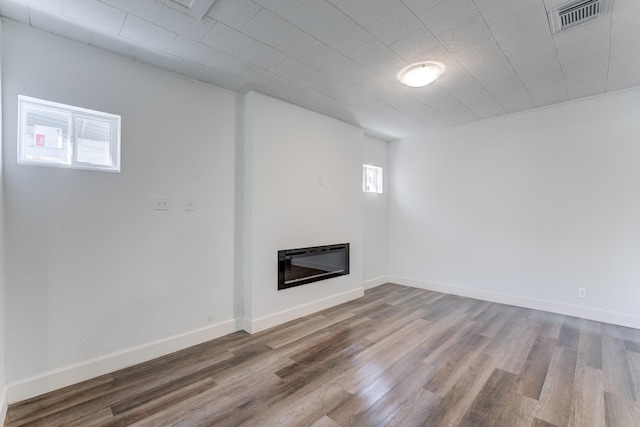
[363,164,383,194]
[18,95,121,172]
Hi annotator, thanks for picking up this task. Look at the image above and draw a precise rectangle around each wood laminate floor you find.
[6,283,640,427]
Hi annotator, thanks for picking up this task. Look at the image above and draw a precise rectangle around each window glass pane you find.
[363,165,383,193]
[23,105,72,165]
[76,116,114,167]
[18,95,121,172]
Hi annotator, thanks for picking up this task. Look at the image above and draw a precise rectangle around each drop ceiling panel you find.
[241,7,298,46]
[155,6,215,41]
[62,0,126,35]
[286,0,346,37]
[308,48,352,75]
[201,22,256,56]
[168,35,216,64]
[239,40,286,69]
[278,30,327,64]
[120,14,177,50]
[205,0,261,30]
[175,60,217,82]
[99,0,163,22]
[335,0,402,27]
[319,18,373,54]
[417,0,482,36]
[2,0,638,140]
[270,57,314,82]
[134,47,182,72]
[90,31,138,59]
[363,5,424,45]
[30,7,91,43]
[205,50,252,76]
[253,0,305,16]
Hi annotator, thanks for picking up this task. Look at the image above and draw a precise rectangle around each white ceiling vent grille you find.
[549,0,609,33]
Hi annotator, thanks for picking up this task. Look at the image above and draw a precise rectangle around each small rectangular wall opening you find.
[278,243,350,290]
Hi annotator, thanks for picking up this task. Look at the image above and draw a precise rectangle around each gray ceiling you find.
[1,0,638,140]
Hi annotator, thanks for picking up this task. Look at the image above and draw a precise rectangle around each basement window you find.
[363,164,383,194]
[18,95,121,172]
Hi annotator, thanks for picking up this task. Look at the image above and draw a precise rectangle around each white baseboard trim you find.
[0,386,7,427]
[245,288,365,334]
[390,276,640,329]
[363,276,389,290]
[7,319,241,404]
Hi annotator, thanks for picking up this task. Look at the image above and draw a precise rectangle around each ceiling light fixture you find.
[397,62,444,88]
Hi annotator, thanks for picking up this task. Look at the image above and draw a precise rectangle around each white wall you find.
[389,88,640,327]
[362,135,388,288]
[243,92,364,332]
[2,22,238,398]
[0,18,7,423]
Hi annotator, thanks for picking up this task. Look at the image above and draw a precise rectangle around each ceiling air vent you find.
[549,0,609,33]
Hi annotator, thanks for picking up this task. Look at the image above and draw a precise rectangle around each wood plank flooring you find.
[6,283,640,426]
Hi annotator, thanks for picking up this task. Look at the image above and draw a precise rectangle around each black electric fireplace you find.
[278,243,350,290]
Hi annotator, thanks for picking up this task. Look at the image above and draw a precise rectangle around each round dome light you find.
[397,62,444,88]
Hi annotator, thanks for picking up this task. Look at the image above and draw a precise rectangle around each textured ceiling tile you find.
[334,62,374,85]
[494,86,536,113]
[239,40,286,69]
[263,77,306,97]
[207,68,247,91]
[340,92,387,111]
[167,35,216,64]
[388,30,443,62]
[24,0,63,14]
[238,65,279,87]
[286,0,346,37]
[63,0,126,34]
[90,31,139,58]
[551,15,611,52]
[135,47,183,72]
[278,30,327,64]
[480,74,526,96]
[416,0,481,35]
[175,60,217,82]
[467,98,507,119]
[428,96,478,123]
[402,0,450,15]
[475,0,542,26]
[270,56,314,82]
[335,0,403,26]
[411,107,456,129]
[490,2,549,44]
[436,16,495,53]
[201,22,256,56]
[253,0,306,16]
[528,82,569,106]
[606,55,640,91]
[155,6,216,41]
[241,7,298,47]
[308,48,352,74]
[99,0,163,22]
[610,20,640,54]
[364,5,425,45]
[304,72,356,99]
[565,68,607,100]
[319,18,372,54]
[205,50,252,76]
[560,50,609,76]
[205,0,261,30]
[30,7,92,43]
[120,15,177,51]
[348,38,400,68]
